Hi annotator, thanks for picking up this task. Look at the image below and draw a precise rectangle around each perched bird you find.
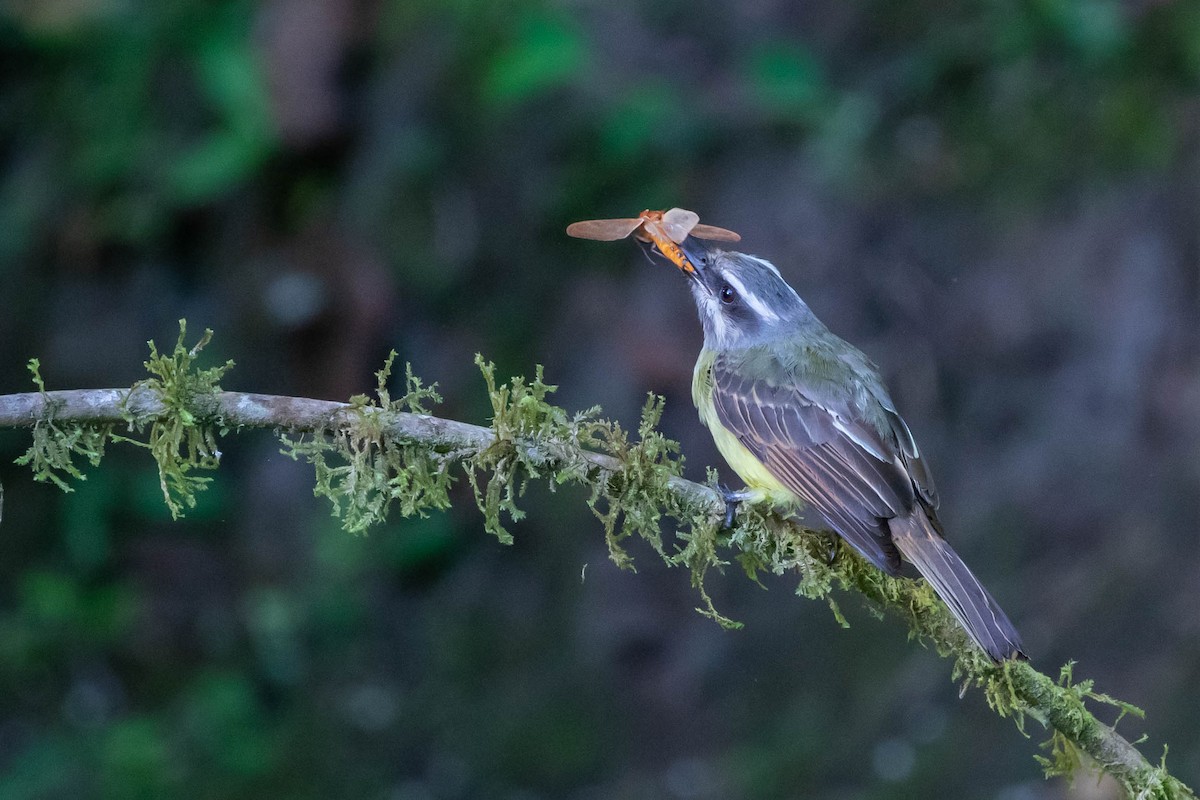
[661,239,1026,661]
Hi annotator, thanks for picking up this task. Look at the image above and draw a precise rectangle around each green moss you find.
[16,321,232,519]
[120,320,234,518]
[15,358,112,492]
[582,394,682,563]
[12,327,1195,799]
[465,355,561,544]
[280,351,453,534]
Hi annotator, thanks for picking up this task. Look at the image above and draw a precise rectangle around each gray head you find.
[668,241,818,350]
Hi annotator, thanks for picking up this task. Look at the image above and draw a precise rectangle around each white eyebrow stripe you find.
[722,271,780,321]
[747,256,802,303]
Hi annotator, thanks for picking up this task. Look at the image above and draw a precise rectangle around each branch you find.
[0,327,1193,799]
[0,385,719,513]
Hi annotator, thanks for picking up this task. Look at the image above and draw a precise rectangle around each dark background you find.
[1,1,1198,798]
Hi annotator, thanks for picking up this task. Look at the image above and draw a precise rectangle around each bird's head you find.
[655,239,816,350]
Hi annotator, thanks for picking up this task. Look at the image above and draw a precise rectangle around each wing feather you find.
[710,355,922,574]
[705,350,1022,660]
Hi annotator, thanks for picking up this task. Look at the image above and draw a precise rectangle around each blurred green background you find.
[1,1,1199,797]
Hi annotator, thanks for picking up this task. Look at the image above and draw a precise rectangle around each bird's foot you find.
[824,533,839,566]
[718,484,757,530]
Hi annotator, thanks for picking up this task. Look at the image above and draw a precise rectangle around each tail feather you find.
[890,511,1026,662]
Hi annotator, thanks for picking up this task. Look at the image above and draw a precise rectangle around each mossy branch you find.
[0,322,1193,800]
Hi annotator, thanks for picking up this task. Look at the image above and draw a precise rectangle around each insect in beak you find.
[567,207,739,276]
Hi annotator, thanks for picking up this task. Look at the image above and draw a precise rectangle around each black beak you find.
[677,237,710,275]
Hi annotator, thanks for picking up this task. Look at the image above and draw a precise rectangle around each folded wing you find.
[710,354,918,573]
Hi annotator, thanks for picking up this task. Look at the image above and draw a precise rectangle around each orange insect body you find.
[565,207,740,274]
[635,211,696,274]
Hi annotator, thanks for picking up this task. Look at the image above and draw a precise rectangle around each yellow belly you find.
[692,350,792,498]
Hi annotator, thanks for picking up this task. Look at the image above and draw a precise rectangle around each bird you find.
[659,238,1026,661]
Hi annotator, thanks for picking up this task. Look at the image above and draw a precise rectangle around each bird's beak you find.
[676,238,709,278]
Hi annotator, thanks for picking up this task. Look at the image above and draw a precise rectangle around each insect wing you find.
[659,208,700,243]
[565,218,644,241]
[689,223,741,242]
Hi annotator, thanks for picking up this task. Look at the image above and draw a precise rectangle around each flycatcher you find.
[661,240,1025,661]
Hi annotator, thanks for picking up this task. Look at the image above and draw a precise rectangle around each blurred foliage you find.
[2,0,1200,797]
[1,0,275,257]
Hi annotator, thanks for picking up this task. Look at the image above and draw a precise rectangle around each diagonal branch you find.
[0,385,1193,800]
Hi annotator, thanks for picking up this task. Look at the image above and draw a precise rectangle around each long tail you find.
[890,510,1026,662]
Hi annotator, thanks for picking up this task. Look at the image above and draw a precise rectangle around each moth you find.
[566,208,740,274]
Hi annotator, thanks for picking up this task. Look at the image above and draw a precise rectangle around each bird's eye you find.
[719,284,737,304]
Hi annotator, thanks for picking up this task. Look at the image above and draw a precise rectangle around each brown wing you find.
[710,356,918,573]
[689,223,741,242]
[566,218,644,241]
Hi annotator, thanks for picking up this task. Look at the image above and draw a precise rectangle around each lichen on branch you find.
[14,358,112,492]
[279,351,454,533]
[125,321,233,517]
[0,322,1194,800]
[13,319,231,520]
